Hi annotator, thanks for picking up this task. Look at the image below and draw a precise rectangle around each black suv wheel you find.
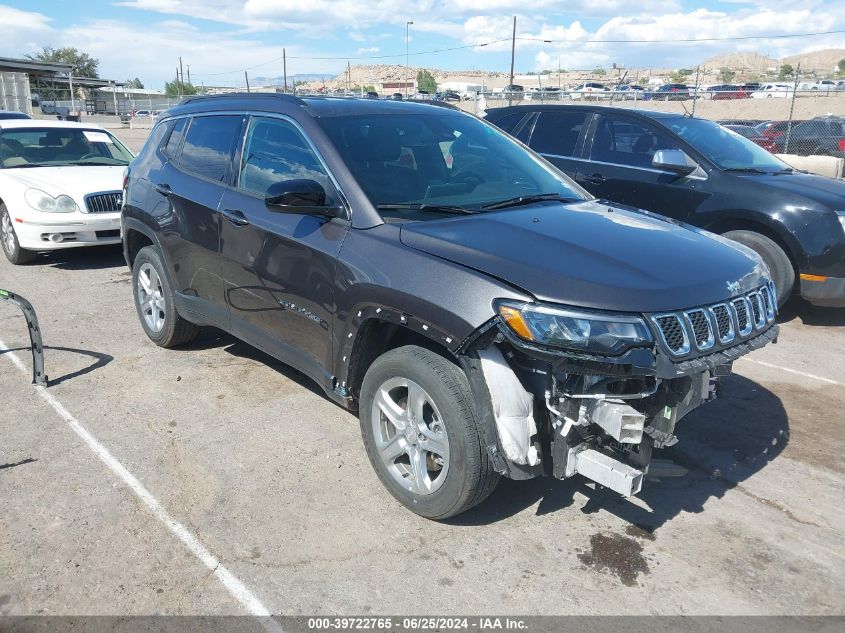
[131,246,200,347]
[359,345,499,519]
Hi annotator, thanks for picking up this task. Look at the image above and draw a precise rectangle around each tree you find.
[362,84,377,93]
[718,68,736,83]
[593,67,606,76]
[667,69,687,83]
[164,80,198,97]
[416,69,437,93]
[125,77,144,89]
[838,59,845,76]
[25,46,99,77]
[779,63,794,79]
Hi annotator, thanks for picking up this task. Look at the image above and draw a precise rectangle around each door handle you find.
[153,182,172,196]
[221,208,250,226]
[582,173,606,185]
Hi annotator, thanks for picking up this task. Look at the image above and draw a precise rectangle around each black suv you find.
[775,115,845,158]
[487,105,845,307]
[123,94,777,518]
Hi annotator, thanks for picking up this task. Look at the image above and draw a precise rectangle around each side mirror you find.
[264,179,342,217]
[652,149,698,175]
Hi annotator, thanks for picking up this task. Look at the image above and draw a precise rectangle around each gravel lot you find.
[0,127,844,619]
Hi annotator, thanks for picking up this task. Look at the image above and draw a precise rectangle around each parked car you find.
[773,115,845,158]
[751,84,793,99]
[365,91,379,99]
[0,110,31,120]
[443,91,462,102]
[133,110,153,117]
[741,82,762,93]
[709,85,748,100]
[487,104,845,307]
[0,119,134,264]
[645,84,690,101]
[569,82,609,100]
[391,93,403,100]
[501,84,524,95]
[724,125,778,152]
[614,84,645,100]
[122,94,778,518]
[755,120,801,144]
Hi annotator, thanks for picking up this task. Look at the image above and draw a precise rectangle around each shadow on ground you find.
[448,373,788,529]
[778,297,845,327]
[39,244,125,271]
[178,328,327,400]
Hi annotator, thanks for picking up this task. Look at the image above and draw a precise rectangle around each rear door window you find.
[178,115,243,181]
[590,116,680,168]
[529,111,589,157]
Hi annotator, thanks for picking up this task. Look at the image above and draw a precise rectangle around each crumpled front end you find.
[458,282,779,497]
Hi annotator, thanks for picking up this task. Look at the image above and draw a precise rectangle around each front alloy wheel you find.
[372,377,450,496]
[360,345,499,519]
[1,204,36,265]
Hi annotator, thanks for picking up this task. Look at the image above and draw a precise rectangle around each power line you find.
[190,28,845,78]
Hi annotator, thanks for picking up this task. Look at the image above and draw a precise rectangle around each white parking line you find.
[738,357,843,387]
[1,338,284,632]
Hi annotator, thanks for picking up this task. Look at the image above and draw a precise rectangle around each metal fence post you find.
[784,63,801,154]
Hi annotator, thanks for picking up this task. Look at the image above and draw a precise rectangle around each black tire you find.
[131,245,200,347]
[723,230,794,307]
[1,204,37,265]
[359,345,499,520]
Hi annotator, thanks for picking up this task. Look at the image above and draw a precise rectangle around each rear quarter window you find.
[529,111,589,157]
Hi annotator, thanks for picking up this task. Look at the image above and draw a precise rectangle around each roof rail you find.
[179,92,305,106]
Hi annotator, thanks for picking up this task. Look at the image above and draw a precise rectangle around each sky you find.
[1,1,843,89]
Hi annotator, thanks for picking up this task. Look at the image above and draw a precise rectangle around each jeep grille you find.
[650,283,776,357]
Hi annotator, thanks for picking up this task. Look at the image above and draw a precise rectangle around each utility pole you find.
[347,60,351,92]
[283,48,288,93]
[509,15,516,88]
[406,21,413,97]
[244,70,250,93]
[187,65,191,87]
[179,56,184,93]
[176,66,182,97]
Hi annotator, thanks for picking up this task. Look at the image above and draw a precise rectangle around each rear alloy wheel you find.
[132,245,200,347]
[360,345,499,519]
[1,204,36,265]
[723,229,794,307]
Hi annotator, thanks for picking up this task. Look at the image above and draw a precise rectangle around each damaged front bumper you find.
[457,308,779,498]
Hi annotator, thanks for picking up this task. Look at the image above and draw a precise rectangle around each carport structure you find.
[0,56,123,115]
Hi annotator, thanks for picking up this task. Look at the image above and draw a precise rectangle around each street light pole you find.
[406,21,413,98]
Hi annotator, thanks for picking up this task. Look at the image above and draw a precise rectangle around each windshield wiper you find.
[722,167,770,174]
[376,203,478,215]
[481,193,577,210]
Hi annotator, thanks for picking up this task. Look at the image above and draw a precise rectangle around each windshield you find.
[666,117,789,171]
[0,127,133,168]
[316,111,586,219]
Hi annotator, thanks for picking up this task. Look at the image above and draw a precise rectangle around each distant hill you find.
[782,49,845,73]
[701,52,778,71]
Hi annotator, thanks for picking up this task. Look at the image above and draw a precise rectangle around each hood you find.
[3,165,125,205]
[399,200,768,313]
[735,171,845,211]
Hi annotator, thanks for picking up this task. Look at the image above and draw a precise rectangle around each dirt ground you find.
[1,126,843,622]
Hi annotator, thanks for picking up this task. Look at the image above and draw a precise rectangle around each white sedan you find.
[0,119,133,264]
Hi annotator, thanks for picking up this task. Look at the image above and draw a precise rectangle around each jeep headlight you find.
[496,300,652,355]
[25,188,78,213]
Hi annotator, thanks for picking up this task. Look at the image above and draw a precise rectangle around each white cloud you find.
[0,4,52,31]
[356,47,380,55]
